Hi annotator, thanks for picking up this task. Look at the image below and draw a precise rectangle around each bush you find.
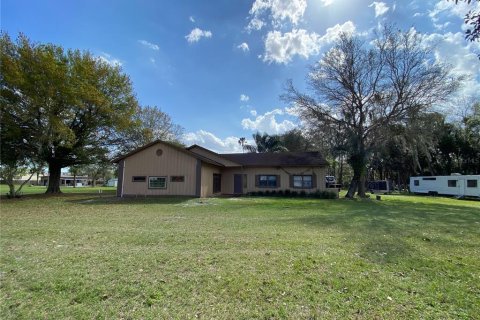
[264,190,271,196]
[256,191,264,197]
[277,190,284,197]
[299,190,307,198]
[284,189,291,197]
[270,190,277,197]
[290,190,298,197]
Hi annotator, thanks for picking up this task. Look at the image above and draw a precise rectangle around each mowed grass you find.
[0,185,116,195]
[0,194,479,319]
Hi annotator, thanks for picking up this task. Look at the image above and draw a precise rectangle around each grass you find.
[0,184,116,196]
[0,193,479,319]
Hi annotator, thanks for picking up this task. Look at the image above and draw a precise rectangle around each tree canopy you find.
[1,33,138,193]
[284,26,461,198]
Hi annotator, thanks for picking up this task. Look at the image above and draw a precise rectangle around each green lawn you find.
[0,184,116,195]
[1,194,479,319]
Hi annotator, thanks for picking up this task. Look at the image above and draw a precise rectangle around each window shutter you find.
[312,172,317,188]
[276,175,281,188]
[289,175,294,188]
[255,175,260,187]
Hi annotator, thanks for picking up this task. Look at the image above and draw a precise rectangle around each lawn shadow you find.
[65,195,195,205]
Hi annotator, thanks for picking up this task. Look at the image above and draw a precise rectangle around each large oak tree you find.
[284,27,461,198]
[1,33,138,193]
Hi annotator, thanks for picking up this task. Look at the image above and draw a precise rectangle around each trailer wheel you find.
[428,191,438,196]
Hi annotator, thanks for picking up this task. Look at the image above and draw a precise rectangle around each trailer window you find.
[448,180,457,187]
[467,180,478,188]
[414,180,419,186]
[422,177,436,181]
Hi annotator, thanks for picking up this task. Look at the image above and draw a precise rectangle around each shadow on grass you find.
[65,195,195,205]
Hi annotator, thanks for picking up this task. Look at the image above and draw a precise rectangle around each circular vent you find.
[156,148,163,156]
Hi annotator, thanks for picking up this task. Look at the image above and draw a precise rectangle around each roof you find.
[113,140,328,168]
[219,151,328,167]
[186,144,242,167]
[112,140,225,166]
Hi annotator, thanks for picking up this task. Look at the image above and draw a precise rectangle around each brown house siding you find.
[121,142,198,196]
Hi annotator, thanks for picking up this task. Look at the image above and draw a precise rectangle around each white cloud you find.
[247,0,307,30]
[250,110,257,116]
[320,0,334,6]
[237,42,250,52]
[419,31,480,99]
[185,28,212,43]
[150,58,156,64]
[369,2,389,17]
[241,109,296,134]
[182,130,245,153]
[429,0,479,22]
[240,94,250,102]
[263,29,321,64]
[263,21,356,64]
[97,52,122,67]
[189,16,195,23]
[247,17,266,31]
[138,39,160,51]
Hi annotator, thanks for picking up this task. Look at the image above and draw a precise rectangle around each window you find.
[293,175,313,188]
[414,180,419,186]
[243,174,247,189]
[423,177,437,181]
[149,176,167,189]
[467,179,478,188]
[448,180,457,187]
[132,176,146,182]
[170,176,185,182]
[258,175,278,188]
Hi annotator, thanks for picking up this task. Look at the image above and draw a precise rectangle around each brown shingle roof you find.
[219,152,328,167]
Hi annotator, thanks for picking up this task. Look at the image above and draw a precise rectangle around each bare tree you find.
[284,26,461,198]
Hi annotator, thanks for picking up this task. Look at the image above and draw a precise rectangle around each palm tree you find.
[245,132,288,153]
[238,137,246,153]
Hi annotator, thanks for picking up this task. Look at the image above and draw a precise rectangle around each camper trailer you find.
[409,175,480,198]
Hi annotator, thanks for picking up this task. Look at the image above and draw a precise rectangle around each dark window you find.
[213,174,221,193]
[170,176,185,182]
[293,175,313,188]
[423,177,437,181]
[148,176,167,189]
[132,176,146,182]
[448,180,457,187]
[414,180,419,186]
[259,175,278,187]
[243,174,247,189]
[467,179,478,188]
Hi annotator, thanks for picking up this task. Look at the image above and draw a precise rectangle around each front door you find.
[213,174,221,194]
[234,174,243,194]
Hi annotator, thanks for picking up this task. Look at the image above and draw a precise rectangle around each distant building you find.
[40,175,89,187]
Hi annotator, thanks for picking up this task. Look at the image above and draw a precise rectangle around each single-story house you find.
[40,175,89,187]
[113,140,333,198]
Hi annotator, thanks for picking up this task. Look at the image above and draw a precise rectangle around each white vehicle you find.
[368,180,393,194]
[409,174,480,198]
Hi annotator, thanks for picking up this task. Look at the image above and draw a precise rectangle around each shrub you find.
[277,190,284,197]
[284,189,291,197]
[290,190,298,197]
[299,190,307,197]
[264,190,271,196]
[256,191,264,197]
[270,190,277,197]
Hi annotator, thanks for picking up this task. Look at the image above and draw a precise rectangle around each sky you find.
[2,0,480,152]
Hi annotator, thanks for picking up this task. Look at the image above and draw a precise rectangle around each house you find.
[40,175,89,187]
[113,140,334,198]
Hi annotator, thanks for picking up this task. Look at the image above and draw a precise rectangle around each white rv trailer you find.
[409,175,480,198]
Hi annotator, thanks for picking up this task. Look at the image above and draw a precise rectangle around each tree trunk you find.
[73,172,77,188]
[345,153,368,198]
[46,162,62,194]
[339,156,344,186]
[8,182,16,198]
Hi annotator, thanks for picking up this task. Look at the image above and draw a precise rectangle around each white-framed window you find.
[258,175,278,187]
[448,180,457,188]
[467,179,477,188]
[293,175,313,188]
[148,176,167,189]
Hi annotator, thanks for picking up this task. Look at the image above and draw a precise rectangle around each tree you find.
[244,132,288,153]
[451,0,480,43]
[116,105,183,155]
[238,137,247,152]
[284,26,461,198]
[279,129,313,152]
[1,33,138,194]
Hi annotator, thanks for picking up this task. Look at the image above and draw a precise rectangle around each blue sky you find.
[2,0,479,152]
